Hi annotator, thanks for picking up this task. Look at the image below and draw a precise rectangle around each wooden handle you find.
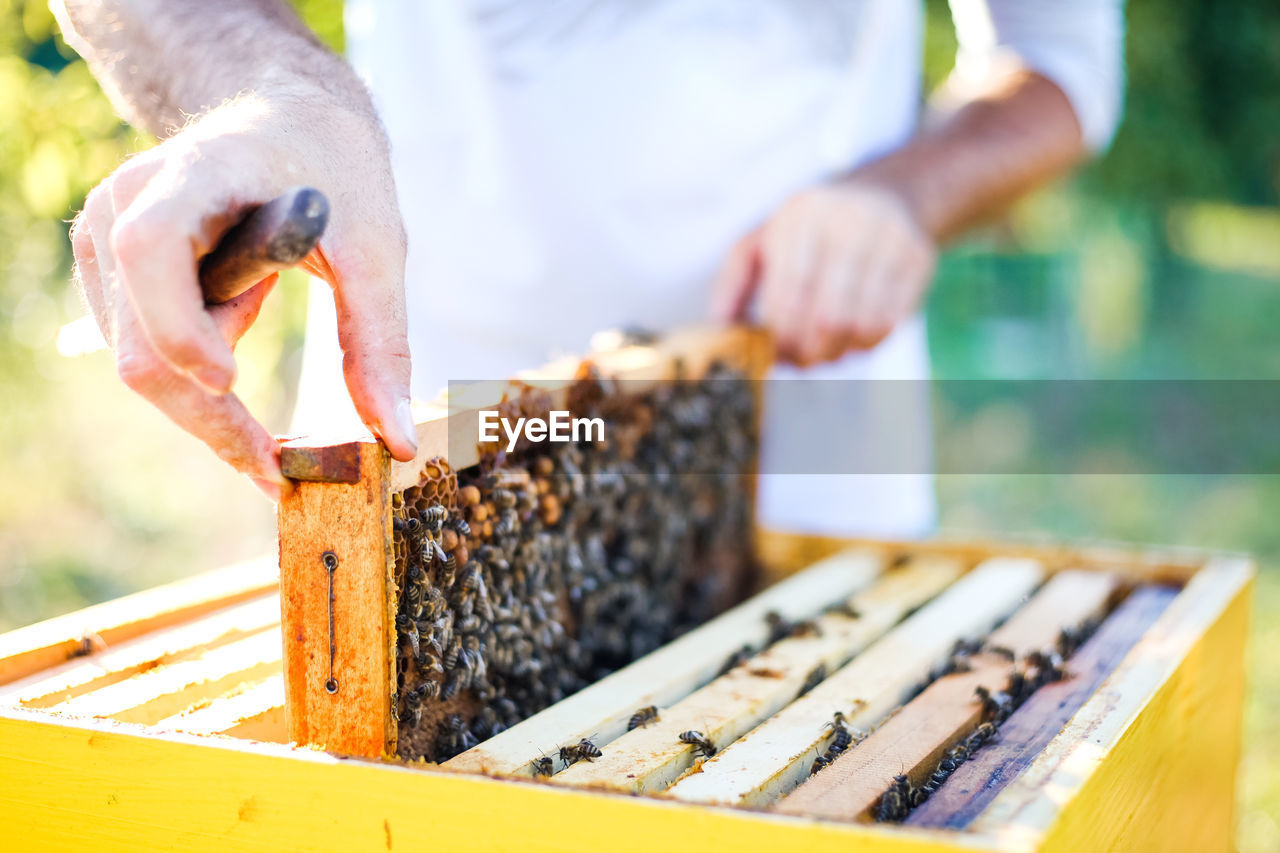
[198,187,329,305]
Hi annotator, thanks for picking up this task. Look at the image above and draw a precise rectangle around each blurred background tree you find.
[0,0,1276,847]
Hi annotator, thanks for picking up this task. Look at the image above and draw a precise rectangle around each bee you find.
[764,610,794,645]
[403,684,435,725]
[678,730,716,759]
[809,754,830,775]
[462,565,485,594]
[444,636,462,670]
[797,663,827,698]
[493,488,518,510]
[494,509,518,538]
[416,648,445,676]
[628,705,660,731]
[403,583,425,618]
[876,775,912,823]
[824,601,862,619]
[1006,670,1030,704]
[824,712,855,747]
[965,721,999,753]
[396,612,420,658]
[531,755,555,778]
[984,644,1014,662]
[450,517,472,538]
[559,738,602,767]
[422,504,447,528]
[444,713,477,754]
[719,644,755,675]
[788,619,822,639]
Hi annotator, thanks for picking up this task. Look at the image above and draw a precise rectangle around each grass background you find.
[0,0,1276,847]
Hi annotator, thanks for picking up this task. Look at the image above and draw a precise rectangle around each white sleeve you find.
[949,0,1126,151]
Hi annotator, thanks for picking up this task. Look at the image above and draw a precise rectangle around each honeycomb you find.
[390,363,758,761]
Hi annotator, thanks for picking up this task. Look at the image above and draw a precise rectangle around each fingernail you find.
[395,397,418,452]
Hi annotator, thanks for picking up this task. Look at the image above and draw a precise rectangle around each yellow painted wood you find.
[447,549,885,777]
[51,629,282,725]
[0,594,280,708]
[0,707,993,853]
[553,556,962,793]
[0,557,277,686]
[975,556,1253,853]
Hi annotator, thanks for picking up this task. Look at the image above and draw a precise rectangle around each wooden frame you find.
[0,538,1252,853]
[275,325,772,758]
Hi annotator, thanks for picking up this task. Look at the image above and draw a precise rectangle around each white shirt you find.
[296,0,1122,537]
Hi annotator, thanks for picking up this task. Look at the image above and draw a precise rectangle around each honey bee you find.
[824,601,862,619]
[494,509,518,538]
[824,712,855,747]
[797,663,827,698]
[876,774,912,823]
[719,644,755,675]
[532,755,555,778]
[788,619,822,639]
[559,738,602,766]
[986,644,1016,662]
[422,504,448,527]
[966,721,999,752]
[628,705,660,730]
[444,636,462,670]
[396,613,420,658]
[450,517,472,537]
[678,730,716,759]
[764,610,793,645]
[403,684,435,725]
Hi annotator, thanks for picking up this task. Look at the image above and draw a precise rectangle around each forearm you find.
[51,0,368,136]
[854,69,1086,243]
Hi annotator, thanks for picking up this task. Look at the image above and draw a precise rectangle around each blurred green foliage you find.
[0,0,1277,847]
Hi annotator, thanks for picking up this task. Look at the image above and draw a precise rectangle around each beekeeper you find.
[54,0,1122,536]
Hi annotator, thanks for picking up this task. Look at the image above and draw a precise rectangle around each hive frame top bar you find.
[280,325,773,489]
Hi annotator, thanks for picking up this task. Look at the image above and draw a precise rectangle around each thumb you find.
[326,245,418,462]
[711,228,764,322]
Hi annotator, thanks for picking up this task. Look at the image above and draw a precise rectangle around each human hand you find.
[712,178,937,366]
[70,92,417,499]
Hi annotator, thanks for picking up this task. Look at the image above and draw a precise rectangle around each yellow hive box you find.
[0,533,1252,853]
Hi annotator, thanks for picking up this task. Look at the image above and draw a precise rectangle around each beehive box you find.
[0,328,1253,852]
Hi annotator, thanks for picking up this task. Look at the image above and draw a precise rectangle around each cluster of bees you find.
[872,627,1092,823]
[390,365,758,762]
[810,711,861,774]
